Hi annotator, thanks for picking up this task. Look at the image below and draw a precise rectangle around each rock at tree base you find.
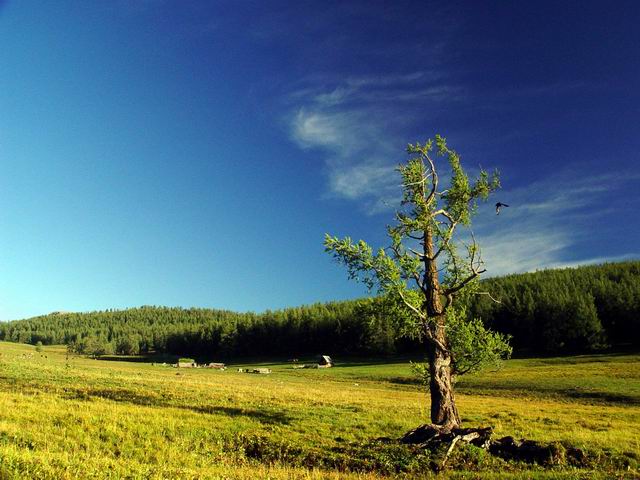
[489,436,586,465]
[400,424,492,449]
[400,424,586,467]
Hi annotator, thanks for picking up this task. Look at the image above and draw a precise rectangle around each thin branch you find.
[433,221,458,261]
[469,230,485,273]
[441,436,463,469]
[423,153,438,206]
[443,293,454,311]
[424,324,448,351]
[388,244,425,291]
[431,209,454,223]
[473,291,502,304]
[397,289,426,320]
[444,270,486,296]
[403,172,431,187]
[448,245,460,287]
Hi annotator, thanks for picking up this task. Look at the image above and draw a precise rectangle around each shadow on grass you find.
[385,377,422,388]
[190,405,292,425]
[63,387,292,425]
[98,354,177,364]
[563,389,640,405]
[381,374,640,406]
[454,382,640,406]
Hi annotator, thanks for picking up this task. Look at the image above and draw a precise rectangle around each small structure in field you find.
[207,363,226,370]
[176,357,196,368]
[238,367,272,374]
[252,368,271,374]
[318,355,333,368]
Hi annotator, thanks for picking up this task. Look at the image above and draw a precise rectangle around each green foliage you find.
[34,341,43,353]
[68,336,113,358]
[447,313,512,376]
[115,335,141,356]
[325,136,510,386]
[469,262,640,352]
[412,308,512,384]
[325,136,501,322]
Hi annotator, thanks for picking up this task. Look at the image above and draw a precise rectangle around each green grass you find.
[0,341,638,479]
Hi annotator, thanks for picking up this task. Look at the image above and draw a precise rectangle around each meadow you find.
[0,340,638,479]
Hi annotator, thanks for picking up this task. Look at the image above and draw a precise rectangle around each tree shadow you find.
[63,387,292,424]
[188,405,292,425]
[563,389,640,405]
[63,387,165,406]
[97,354,177,364]
[455,382,640,406]
[384,376,421,386]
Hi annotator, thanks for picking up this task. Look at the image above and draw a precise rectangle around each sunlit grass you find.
[0,341,638,478]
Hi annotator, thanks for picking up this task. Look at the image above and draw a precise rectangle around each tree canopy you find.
[324,135,509,427]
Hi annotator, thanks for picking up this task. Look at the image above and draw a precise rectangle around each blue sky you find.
[1,1,639,320]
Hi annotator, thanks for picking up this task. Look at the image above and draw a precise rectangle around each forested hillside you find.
[470,261,640,351]
[1,261,638,357]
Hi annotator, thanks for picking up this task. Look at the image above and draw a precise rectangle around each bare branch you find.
[424,324,448,351]
[443,293,454,311]
[403,172,431,187]
[390,243,425,292]
[443,269,486,296]
[397,289,426,320]
[431,209,455,223]
[433,221,458,261]
[473,291,502,304]
[447,244,460,287]
[469,230,485,273]
[423,153,438,206]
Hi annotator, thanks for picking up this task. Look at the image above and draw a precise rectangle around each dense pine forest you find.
[1,261,638,358]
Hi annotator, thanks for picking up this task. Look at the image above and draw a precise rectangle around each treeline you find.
[0,301,409,358]
[1,261,638,357]
[469,261,640,352]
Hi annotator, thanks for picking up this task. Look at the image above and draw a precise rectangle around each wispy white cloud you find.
[288,71,639,270]
[290,109,383,155]
[287,70,461,214]
[474,173,640,275]
[328,163,397,201]
[290,106,400,212]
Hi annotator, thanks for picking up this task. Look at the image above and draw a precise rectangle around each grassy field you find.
[0,341,638,479]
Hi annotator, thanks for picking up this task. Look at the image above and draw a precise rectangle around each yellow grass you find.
[0,341,638,479]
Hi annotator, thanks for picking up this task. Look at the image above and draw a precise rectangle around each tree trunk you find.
[423,224,460,429]
[427,335,460,429]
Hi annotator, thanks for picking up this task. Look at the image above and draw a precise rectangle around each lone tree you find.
[325,135,510,430]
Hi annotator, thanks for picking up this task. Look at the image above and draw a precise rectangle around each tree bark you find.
[427,331,460,429]
[423,225,461,430]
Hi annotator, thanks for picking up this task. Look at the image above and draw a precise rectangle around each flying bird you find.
[495,202,509,215]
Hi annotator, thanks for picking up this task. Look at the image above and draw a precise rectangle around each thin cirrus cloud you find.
[290,76,640,273]
[286,71,639,273]
[288,72,460,213]
[474,172,640,276]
